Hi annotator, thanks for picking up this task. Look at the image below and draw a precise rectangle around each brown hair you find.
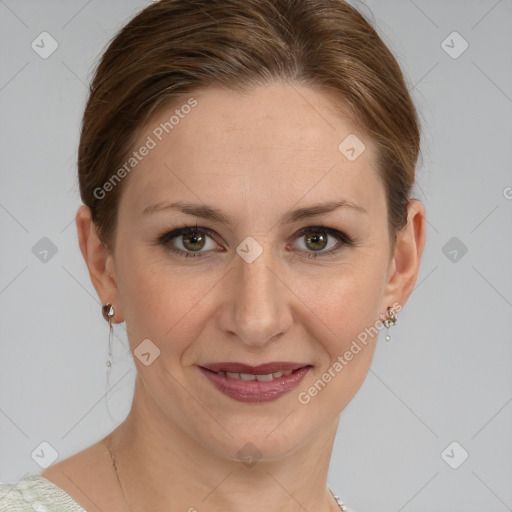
[78,0,420,251]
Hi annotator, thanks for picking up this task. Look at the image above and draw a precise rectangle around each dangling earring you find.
[102,303,115,367]
[383,306,398,342]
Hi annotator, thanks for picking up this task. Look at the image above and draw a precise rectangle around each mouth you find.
[198,362,313,402]
[199,362,311,381]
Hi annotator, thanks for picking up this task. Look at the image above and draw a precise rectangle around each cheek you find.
[293,268,385,411]
[116,230,388,362]
[296,254,387,334]
[291,252,387,389]
[115,247,220,352]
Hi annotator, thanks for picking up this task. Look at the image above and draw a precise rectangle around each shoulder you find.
[1,437,121,512]
[0,474,86,511]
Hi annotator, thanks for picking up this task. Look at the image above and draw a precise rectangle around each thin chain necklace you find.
[105,437,348,511]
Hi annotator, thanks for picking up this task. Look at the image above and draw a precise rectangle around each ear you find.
[75,205,124,323]
[381,199,427,311]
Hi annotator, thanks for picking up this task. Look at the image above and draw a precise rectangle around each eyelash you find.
[155,223,354,260]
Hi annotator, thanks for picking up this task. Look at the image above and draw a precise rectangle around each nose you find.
[217,240,294,347]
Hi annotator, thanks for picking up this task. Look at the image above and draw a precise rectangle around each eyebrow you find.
[142,200,367,225]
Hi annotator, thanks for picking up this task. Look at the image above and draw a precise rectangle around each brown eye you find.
[182,231,206,251]
[304,231,328,251]
[157,226,220,258]
[157,225,352,260]
[292,226,353,259]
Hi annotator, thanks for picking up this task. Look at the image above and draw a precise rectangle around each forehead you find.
[119,82,383,218]
[155,83,367,157]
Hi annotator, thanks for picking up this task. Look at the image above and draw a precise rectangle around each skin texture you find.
[44,82,426,512]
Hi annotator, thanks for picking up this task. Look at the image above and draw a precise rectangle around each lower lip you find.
[198,366,311,403]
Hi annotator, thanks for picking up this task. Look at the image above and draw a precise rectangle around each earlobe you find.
[75,205,123,322]
[382,199,427,309]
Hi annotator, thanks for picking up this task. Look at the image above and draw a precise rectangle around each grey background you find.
[1,1,511,511]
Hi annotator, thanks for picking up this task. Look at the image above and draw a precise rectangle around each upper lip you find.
[200,362,310,374]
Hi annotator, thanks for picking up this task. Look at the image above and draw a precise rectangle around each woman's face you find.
[105,83,409,459]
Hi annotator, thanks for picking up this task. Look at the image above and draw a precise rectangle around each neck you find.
[106,375,342,512]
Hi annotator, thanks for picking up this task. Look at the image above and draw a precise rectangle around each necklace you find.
[105,436,348,511]
[328,486,350,511]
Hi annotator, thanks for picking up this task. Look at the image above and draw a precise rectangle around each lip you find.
[198,364,312,403]
[200,361,308,374]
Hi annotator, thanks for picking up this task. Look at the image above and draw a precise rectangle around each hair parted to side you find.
[78,0,421,252]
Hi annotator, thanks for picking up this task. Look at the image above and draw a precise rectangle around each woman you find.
[0,0,426,510]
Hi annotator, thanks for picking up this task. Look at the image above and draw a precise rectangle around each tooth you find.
[255,373,274,382]
[240,373,257,381]
[221,369,296,380]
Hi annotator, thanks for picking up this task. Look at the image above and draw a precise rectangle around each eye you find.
[157,225,221,258]
[156,224,353,259]
[291,226,353,259]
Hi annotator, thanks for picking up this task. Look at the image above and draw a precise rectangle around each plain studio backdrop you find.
[0,1,511,511]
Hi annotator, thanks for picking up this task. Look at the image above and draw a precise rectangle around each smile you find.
[211,369,294,381]
[198,365,312,402]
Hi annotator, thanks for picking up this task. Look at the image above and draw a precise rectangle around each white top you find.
[0,475,86,511]
[0,474,354,511]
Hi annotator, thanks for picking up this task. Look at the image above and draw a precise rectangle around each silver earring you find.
[102,303,115,367]
[383,306,398,342]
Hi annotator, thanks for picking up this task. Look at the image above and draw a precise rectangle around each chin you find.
[191,405,325,463]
